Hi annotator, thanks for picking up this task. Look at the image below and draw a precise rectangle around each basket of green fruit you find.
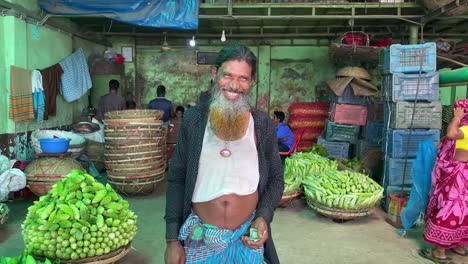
[297,153,383,220]
[22,170,137,262]
[0,203,9,225]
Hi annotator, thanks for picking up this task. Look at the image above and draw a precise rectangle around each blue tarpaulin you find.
[39,0,199,29]
[400,140,437,231]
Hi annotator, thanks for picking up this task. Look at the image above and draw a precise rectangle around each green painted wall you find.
[128,44,336,116]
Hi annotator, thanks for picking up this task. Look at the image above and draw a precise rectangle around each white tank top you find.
[192,114,260,203]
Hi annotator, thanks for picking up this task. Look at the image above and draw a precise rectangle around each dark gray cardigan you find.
[164,96,284,263]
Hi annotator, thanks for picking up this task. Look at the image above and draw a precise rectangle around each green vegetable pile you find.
[284,152,383,210]
[306,144,328,157]
[302,153,383,210]
[22,170,137,261]
[0,249,52,264]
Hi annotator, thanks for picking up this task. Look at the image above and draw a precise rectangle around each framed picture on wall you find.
[122,47,133,62]
[196,51,219,65]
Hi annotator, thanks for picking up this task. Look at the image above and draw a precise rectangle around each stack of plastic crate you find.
[318,84,367,159]
[355,100,384,159]
[381,43,441,210]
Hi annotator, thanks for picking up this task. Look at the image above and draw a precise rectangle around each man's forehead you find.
[219,60,252,75]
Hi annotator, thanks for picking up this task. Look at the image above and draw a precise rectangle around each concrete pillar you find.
[409,25,419,45]
[256,45,271,113]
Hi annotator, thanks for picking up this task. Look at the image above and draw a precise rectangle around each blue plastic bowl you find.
[39,138,71,154]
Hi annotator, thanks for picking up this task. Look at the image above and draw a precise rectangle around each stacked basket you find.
[104,110,166,195]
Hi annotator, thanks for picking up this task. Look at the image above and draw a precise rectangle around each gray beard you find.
[209,84,251,116]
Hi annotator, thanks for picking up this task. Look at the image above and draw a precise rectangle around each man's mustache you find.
[221,86,244,94]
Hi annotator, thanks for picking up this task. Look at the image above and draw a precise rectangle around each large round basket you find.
[108,174,165,196]
[278,190,302,207]
[104,109,163,120]
[37,243,131,264]
[0,203,9,225]
[25,158,84,196]
[307,199,374,221]
[27,181,58,196]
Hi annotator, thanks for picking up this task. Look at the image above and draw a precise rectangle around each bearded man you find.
[164,45,284,264]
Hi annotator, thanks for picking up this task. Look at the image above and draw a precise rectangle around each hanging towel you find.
[59,48,92,102]
[40,64,63,119]
[32,70,45,123]
[9,66,34,122]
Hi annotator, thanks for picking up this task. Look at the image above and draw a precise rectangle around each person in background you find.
[165,45,283,264]
[96,79,126,121]
[273,111,294,153]
[126,100,137,110]
[148,85,173,124]
[175,105,185,119]
[419,99,468,263]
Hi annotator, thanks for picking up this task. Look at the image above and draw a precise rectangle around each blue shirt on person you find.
[148,97,173,122]
[276,123,294,148]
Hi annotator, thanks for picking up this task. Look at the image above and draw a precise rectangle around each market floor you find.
[1,179,466,264]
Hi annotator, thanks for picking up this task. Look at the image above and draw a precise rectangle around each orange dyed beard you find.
[208,83,251,141]
[209,109,250,141]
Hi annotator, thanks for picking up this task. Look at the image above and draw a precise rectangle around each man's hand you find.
[165,240,185,264]
[241,217,268,250]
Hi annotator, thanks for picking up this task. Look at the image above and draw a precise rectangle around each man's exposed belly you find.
[192,192,258,230]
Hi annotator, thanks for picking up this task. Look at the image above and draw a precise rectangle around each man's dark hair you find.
[176,105,185,113]
[214,45,257,78]
[157,85,166,97]
[109,79,120,90]
[274,111,285,123]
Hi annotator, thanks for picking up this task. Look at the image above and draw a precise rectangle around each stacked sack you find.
[380,43,441,218]
[319,67,378,159]
[288,102,329,152]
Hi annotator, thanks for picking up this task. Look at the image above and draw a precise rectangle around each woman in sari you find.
[420,99,468,262]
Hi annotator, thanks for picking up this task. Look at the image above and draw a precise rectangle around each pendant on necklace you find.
[220,148,232,158]
[220,141,231,157]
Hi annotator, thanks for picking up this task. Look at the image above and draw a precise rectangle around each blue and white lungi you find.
[178,212,264,264]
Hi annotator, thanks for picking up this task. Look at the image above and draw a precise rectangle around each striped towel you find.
[9,66,34,122]
[59,48,92,102]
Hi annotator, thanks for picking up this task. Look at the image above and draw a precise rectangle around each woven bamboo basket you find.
[0,203,9,225]
[104,149,163,158]
[27,181,58,196]
[85,140,105,172]
[106,135,166,143]
[107,163,166,176]
[307,198,374,220]
[104,109,163,120]
[103,119,163,126]
[106,160,165,174]
[36,242,131,264]
[108,174,165,196]
[108,169,165,180]
[104,153,164,164]
[278,190,302,207]
[25,158,84,196]
[105,143,163,154]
